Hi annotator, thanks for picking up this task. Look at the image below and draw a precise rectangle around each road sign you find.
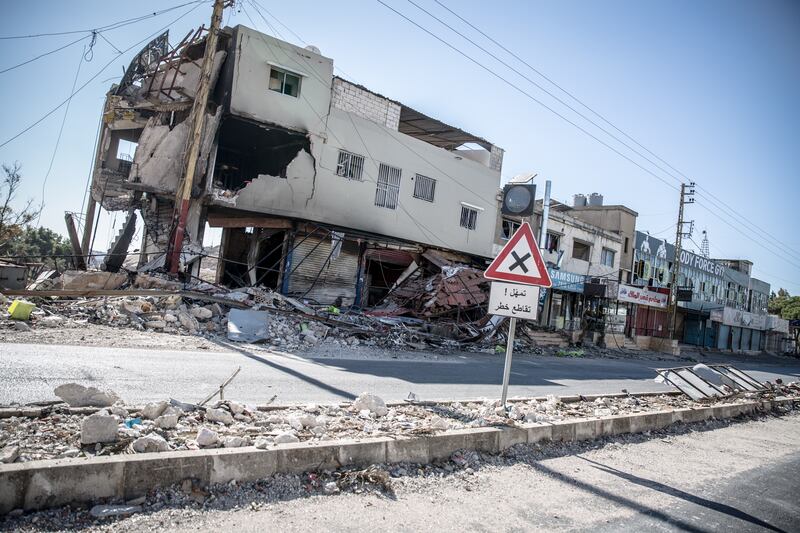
[488,281,539,320]
[484,222,552,287]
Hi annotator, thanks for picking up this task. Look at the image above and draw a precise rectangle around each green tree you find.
[4,226,75,269]
[0,162,39,251]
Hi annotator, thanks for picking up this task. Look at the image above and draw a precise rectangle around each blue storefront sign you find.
[547,268,586,293]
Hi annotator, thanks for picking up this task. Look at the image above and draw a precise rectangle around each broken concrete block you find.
[141,401,169,420]
[190,307,213,320]
[352,393,388,417]
[132,434,170,453]
[254,436,272,449]
[206,408,234,425]
[274,432,300,444]
[0,446,20,464]
[54,383,120,407]
[145,320,167,329]
[81,412,119,445]
[14,321,31,332]
[155,414,178,429]
[178,311,199,332]
[164,313,178,323]
[223,436,250,448]
[196,427,219,447]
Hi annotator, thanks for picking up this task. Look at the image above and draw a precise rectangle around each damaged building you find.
[86,25,505,307]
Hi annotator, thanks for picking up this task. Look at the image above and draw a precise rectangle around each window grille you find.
[375,163,401,209]
[413,174,436,202]
[460,205,478,230]
[336,150,365,181]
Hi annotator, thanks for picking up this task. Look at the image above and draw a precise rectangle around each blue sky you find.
[1,0,798,292]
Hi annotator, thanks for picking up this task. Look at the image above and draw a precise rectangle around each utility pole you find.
[669,182,695,340]
[166,0,226,274]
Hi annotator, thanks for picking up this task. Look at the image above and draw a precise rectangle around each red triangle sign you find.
[484,222,552,287]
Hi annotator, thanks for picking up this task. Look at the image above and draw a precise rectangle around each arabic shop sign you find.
[488,281,540,320]
[617,284,668,308]
[546,268,586,294]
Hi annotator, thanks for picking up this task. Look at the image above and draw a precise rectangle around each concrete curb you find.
[0,397,794,514]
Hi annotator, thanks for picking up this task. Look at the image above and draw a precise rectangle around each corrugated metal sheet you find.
[288,234,360,305]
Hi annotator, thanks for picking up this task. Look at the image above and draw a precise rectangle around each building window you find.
[545,232,560,252]
[412,174,436,202]
[501,218,520,240]
[573,240,591,261]
[601,248,615,267]
[336,150,364,181]
[375,163,401,209]
[624,237,629,254]
[269,67,301,97]
[460,206,478,230]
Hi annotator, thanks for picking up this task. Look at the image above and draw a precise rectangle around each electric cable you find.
[0,33,89,75]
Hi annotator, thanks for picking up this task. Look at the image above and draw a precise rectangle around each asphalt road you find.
[2,342,799,405]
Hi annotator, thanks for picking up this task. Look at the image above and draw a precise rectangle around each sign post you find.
[484,222,552,406]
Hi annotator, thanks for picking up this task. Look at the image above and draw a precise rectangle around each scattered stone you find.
[80,412,118,444]
[54,383,120,407]
[14,321,31,332]
[155,414,179,429]
[254,436,272,449]
[0,445,20,463]
[223,436,250,448]
[145,320,167,329]
[206,408,234,425]
[196,427,219,447]
[142,401,168,420]
[430,417,449,431]
[274,431,300,444]
[190,307,213,320]
[178,312,199,332]
[352,393,388,417]
[323,481,339,494]
[132,434,171,453]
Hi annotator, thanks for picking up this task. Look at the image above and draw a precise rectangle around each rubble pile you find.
[385,266,488,318]
[3,386,797,464]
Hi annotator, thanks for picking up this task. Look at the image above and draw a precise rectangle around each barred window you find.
[412,174,436,202]
[375,163,401,209]
[460,206,478,230]
[336,150,365,181]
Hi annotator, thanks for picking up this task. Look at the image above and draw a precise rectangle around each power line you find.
[0,33,88,75]
[377,0,800,272]
[0,1,208,40]
[37,44,86,226]
[428,0,800,265]
[0,1,205,149]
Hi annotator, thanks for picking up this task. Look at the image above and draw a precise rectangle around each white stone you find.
[191,307,213,320]
[90,504,142,518]
[352,392,388,417]
[0,446,20,463]
[323,481,339,494]
[155,414,178,429]
[178,311,199,331]
[132,434,170,453]
[164,313,178,323]
[54,383,120,407]
[223,436,250,448]
[196,427,219,447]
[81,413,118,444]
[110,406,129,418]
[206,407,234,425]
[142,401,168,420]
[274,431,300,444]
[228,401,245,415]
[14,321,31,332]
[430,417,450,431]
[145,320,166,329]
[254,436,272,449]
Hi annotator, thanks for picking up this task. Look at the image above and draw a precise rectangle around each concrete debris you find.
[352,393,389,417]
[206,408,234,425]
[14,321,31,332]
[2,383,799,463]
[80,411,119,445]
[155,414,179,429]
[0,445,20,463]
[191,306,214,320]
[132,434,171,453]
[54,383,120,407]
[196,427,220,447]
[142,401,169,420]
[274,431,300,444]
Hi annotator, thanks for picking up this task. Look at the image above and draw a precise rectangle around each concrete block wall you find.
[331,78,401,130]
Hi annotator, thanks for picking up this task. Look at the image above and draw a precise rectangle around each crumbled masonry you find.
[1,384,797,463]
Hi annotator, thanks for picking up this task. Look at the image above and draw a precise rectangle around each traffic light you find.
[501,183,536,217]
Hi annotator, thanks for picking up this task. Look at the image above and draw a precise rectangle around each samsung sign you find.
[678,250,725,277]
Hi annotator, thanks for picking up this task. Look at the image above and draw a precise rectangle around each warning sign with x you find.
[484,222,552,287]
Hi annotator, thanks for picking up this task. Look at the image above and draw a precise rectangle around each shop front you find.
[710,307,767,352]
[617,283,669,338]
[540,268,587,331]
